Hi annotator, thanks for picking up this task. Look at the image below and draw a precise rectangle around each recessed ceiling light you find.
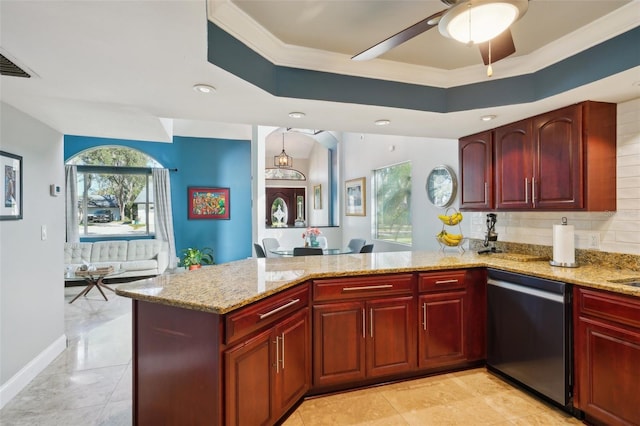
[375,119,391,126]
[193,84,216,94]
[481,114,497,121]
[288,112,306,119]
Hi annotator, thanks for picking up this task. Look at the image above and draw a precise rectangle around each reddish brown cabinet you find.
[312,274,416,389]
[225,308,310,425]
[224,285,311,425]
[494,119,533,209]
[574,287,640,426]
[460,101,616,211]
[417,270,486,369]
[459,131,493,210]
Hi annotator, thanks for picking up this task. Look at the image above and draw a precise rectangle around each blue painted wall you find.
[64,135,252,264]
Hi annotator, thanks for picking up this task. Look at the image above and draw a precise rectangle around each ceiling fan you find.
[352,0,529,69]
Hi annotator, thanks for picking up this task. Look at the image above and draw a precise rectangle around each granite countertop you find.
[115,251,640,314]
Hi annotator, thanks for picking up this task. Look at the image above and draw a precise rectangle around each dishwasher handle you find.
[487,278,565,303]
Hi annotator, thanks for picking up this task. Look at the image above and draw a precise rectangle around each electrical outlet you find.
[587,232,600,250]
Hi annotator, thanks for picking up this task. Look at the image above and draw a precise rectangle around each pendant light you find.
[274,133,293,168]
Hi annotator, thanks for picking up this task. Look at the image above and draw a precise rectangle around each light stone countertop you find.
[115,251,640,314]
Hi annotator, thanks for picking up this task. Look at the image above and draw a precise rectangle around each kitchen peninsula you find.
[116,250,640,426]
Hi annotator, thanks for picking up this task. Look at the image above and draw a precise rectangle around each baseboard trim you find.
[0,334,67,409]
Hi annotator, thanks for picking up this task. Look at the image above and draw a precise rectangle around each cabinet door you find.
[273,308,310,416]
[532,104,583,209]
[494,120,533,209]
[575,316,640,426]
[225,329,274,426]
[418,291,467,369]
[459,131,493,210]
[366,296,416,377]
[313,301,366,387]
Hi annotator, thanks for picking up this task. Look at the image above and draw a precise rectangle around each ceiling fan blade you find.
[352,9,446,61]
[478,29,516,65]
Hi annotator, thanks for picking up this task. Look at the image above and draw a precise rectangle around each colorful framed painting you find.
[345,177,366,216]
[0,151,23,220]
[188,187,230,220]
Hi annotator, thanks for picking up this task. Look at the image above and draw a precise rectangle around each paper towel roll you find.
[552,224,576,265]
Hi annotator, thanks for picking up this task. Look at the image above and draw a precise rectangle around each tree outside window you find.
[67,146,161,237]
[373,162,412,245]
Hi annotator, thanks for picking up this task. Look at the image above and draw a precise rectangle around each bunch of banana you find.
[438,211,463,225]
[437,230,464,247]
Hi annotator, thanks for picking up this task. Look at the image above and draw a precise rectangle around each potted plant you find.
[180,247,214,270]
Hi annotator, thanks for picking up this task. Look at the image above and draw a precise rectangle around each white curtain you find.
[65,165,80,243]
[152,168,177,269]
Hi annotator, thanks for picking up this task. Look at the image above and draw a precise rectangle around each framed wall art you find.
[0,151,23,220]
[313,184,322,209]
[345,177,366,216]
[188,187,230,220]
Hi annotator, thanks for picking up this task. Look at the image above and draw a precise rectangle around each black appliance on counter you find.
[487,269,574,411]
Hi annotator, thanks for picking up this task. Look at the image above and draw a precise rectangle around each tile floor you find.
[0,286,583,425]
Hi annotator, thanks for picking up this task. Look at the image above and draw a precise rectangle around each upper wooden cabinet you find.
[459,130,493,210]
[461,101,617,211]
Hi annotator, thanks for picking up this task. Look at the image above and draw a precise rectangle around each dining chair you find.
[253,243,266,258]
[316,236,328,249]
[293,247,323,256]
[347,238,366,253]
[262,238,280,257]
[360,244,374,253]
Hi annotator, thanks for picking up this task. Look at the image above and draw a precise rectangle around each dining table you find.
[269,247,353,256]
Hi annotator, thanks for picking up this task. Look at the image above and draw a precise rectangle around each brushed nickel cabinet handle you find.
[525,178,529,204]
[435,279,458,285]
[370,308,374,338]
[362,308,366,339]
[258,298,300,319]
[423,303,427,331]
[532,178,536,207]
[280,332,285,370]
[273,337,280,373]
[343,284,393,292]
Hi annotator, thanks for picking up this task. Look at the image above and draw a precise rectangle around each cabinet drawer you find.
[313,274,414,302]
[225,284,309,345]
[418,270,467,292]
[576,288,640,329]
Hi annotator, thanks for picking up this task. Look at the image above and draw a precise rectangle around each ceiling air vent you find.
[0,54,31,78]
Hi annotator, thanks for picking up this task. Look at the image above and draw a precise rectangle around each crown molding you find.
[208,0,639,88]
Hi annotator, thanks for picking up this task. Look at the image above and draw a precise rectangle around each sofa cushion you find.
[64,242,93,264]
[122,259,158,272]
[127,240,162,261]
[90,241,128,263]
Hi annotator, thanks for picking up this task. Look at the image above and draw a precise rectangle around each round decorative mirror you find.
[426,165,457,208]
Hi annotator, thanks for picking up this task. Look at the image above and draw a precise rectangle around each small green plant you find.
[180,247,214,269]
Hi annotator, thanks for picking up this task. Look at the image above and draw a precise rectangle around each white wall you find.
[341,133,460,252]
[463,98,640,256]
[0,103,66,407]
[307,142,330,226]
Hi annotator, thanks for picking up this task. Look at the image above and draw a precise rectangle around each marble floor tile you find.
[1,286,583,426]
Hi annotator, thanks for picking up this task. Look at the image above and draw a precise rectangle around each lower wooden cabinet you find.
[225,307,310,426]
[417,269,486,369]
[418,290,467,368]
[574,287,640,426]
[312,274,416,389]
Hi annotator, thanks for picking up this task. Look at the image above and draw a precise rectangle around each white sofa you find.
[64,239,169,280]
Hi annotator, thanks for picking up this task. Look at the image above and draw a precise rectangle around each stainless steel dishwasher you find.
[487,269,572,410]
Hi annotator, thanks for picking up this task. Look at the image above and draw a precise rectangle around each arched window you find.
[66,146,162,237]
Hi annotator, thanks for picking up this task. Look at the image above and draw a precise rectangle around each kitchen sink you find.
[607,278,640,287]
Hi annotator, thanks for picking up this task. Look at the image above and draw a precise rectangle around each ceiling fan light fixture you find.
[439,0,528,44]
[274,133,293,168]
